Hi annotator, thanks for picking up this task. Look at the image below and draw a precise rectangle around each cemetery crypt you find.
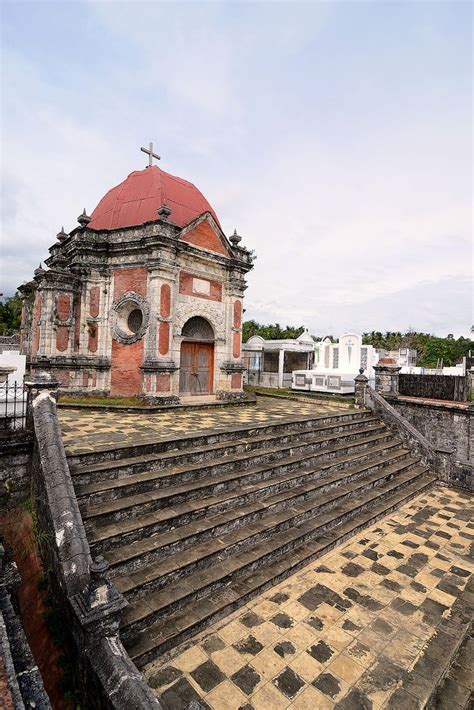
[21,145,254,402]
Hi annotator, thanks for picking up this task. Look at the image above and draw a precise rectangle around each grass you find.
[244,385,354,405]
[59,394,147,407]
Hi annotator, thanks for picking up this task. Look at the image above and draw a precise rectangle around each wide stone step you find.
[120,465,430,639]
[124,472,436,667]
[66,409,373,468]
[76,421,387,504]
[71,413,379,486]
[114,455,422,601]
[81,429,395,525]
[85,433,400,544]
[88,439,405,555]
[104,445,411,577]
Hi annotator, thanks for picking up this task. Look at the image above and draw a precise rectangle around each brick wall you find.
[56,294,70,321]
[110,268,147,396]
[160,284,171,318]
[180,220,228,256]
[56,326,69,352]
[158,322,170,356]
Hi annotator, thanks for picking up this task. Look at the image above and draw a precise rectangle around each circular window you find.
[127,309,143,334]
[111,292,149,344]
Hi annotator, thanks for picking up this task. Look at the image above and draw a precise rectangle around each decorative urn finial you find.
[34,263,45,277]
[77,209,91,227]
[56,226,68,242]
[157,200,172,221]
[230,228,242,246]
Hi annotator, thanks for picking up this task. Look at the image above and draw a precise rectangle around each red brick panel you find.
[111,339,144,396]
[159,321,170,356]
[55,369,70,387]
[31,293,42,357]
[73,296,81,352]
[32,327,40,356]
[160,283,171,318]
[180,220,228,256]
[233,331,241,358]
[179,271,222,302]
[56,326,69,352]
[157,374,171,392]
[82,372,97,388]
[233,300,242,329]
[88,325,98,353]
[113,267,147,298]
[89,286,100,317]
[56,293,71,321]
[231,373,242,389]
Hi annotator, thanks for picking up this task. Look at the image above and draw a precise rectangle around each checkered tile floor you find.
[143,487,473,709]
[58,398,341,454]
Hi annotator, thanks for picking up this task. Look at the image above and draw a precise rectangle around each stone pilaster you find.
[373,361,401,398]
[354,368,369,408]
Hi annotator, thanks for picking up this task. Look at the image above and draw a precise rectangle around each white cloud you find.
[1,1,471,338]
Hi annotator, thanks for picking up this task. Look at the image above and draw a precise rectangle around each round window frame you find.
[110,292,150,344]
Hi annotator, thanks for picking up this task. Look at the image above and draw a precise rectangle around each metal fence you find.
[0,380,29,430]
[399,374,468,402]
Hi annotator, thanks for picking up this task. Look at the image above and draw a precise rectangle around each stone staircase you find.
[68,408,436,669]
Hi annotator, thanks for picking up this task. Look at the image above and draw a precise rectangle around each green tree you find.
[242,321,309,343]
[0,293,22,335]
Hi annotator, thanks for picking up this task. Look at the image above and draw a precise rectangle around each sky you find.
[1,0,472,337]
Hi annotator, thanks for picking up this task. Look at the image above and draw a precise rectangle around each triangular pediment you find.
[179,213,232,257]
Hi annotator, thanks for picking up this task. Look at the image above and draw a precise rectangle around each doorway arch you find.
[179,317,215,395]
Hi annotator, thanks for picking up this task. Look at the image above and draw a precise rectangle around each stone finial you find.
[56,226,68,242]
[34,263,45,277]
[77,209,91,227]
[230,229,242,246]
[24,370,60,392]
[89,555,109,583]
[157,200,172,221]
[354,368,369,408]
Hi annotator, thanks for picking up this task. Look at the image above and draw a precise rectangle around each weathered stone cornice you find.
[140,360,179,373]
[31,355,111,371]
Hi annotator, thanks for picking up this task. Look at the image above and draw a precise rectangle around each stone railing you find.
[26,373,161,709]
[355,370,473,490]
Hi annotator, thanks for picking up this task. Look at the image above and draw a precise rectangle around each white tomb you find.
[242,331,315,389]
[292,333,378,394]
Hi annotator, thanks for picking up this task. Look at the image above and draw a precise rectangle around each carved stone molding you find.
[110,291,150,344]
[173,301,225,339]
[220,361,245,373]
[140,360,178,373]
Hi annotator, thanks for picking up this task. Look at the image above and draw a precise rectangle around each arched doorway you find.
[179,316,215,395]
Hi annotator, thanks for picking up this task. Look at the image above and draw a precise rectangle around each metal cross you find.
[140,142,161,167]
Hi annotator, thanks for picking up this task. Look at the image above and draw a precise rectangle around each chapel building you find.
[21,150,254,403]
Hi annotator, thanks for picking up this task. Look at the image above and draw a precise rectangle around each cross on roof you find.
[140,141,161,167]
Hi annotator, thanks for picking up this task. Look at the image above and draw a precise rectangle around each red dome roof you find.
[87,166,219,231]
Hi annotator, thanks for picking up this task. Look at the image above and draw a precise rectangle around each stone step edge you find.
[85,434,402,538]
[81,430,397,521]
[127,474,436,667]
[88,440,407,548]
[115,458,424,599]
[70,414,379,478]
[121,466,430,634]
[72,417,381,486]
[66,409,372,465]
[103,445,411,572]
[76,422,387,499]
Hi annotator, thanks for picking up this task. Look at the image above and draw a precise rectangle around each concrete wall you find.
[392,398,473,463]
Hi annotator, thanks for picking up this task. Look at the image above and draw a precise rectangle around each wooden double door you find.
[179,342,214,395]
